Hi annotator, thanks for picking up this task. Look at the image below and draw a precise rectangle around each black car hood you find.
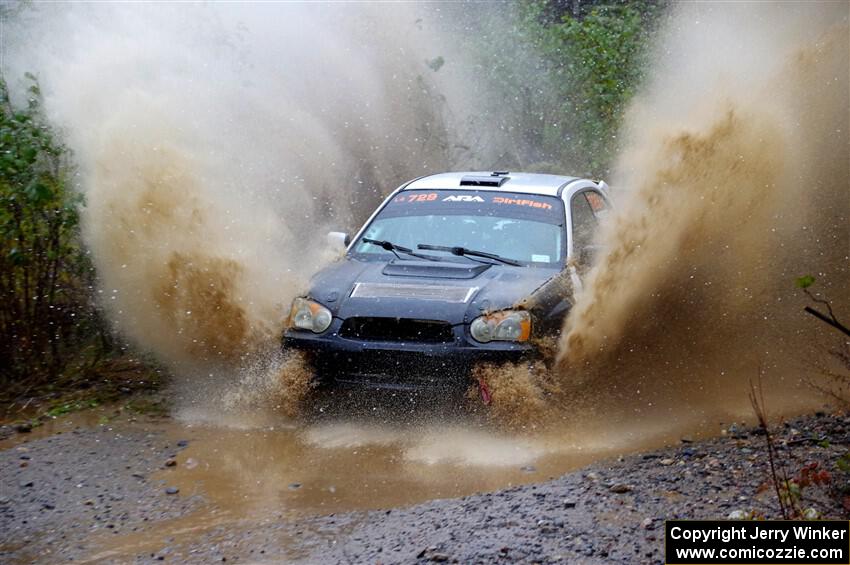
[306,257,558,325]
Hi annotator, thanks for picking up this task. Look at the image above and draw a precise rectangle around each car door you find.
[569,189,610,279]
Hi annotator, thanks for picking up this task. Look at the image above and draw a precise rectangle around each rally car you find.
[283,171,610,391]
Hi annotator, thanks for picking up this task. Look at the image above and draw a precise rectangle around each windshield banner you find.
[381,190,565,225]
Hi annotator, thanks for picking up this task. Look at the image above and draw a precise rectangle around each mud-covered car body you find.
[283,172,610,390]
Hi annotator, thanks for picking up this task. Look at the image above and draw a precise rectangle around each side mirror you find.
[327,231,350,252]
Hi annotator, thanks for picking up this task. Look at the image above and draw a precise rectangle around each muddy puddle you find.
[73,406,725,560]
[2,387,826,562]
[151,404,736,516]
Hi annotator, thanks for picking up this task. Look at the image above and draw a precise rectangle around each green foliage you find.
[518,1,663,175]
[796,275,816,289]
[0,73,102,387]
[837,452,850,474]
[426,56,445,72]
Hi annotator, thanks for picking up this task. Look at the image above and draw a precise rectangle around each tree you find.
[0,73,93,387]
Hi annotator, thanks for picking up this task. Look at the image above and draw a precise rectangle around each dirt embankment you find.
[1,412,847,564]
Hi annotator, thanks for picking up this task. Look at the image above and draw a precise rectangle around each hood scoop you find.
[382,259,490,280]
[350,282,478,303]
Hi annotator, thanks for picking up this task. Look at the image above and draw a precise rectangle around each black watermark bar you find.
[665,520,849,564]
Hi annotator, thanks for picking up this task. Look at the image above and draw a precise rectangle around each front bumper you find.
[283,323,532,391]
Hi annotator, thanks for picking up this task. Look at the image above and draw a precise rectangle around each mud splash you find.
[472,361,558,430]
[85,123,298,367]
[151,410,726,517]
[220,350,315,419]
[550,3,849,418]
[3,3,526,406]
[4,3,847,427]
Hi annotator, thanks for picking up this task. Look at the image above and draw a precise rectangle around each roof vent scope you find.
[459,174,510,187]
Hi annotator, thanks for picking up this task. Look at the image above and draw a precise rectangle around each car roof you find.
[402,171,583,197]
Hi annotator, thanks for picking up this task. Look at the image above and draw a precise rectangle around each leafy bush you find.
[0,74,104,388]
[519,0,663,176]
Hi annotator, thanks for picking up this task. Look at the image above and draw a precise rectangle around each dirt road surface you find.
[1,409,847,564]
[0,408,850,563]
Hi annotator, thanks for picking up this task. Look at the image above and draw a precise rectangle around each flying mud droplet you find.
[220,350,315,419]
[8,3,529,414]
[556,3,849,417]
[475,4,848,428]
[471,361,558,431]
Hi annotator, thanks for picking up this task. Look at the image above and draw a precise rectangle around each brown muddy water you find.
[1,379,833,563]
[59,412,719,562]
[157,384,828,516]
[157,414,693,516]
[63,393,819,563]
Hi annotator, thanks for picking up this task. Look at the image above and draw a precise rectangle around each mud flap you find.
[477,376,492,405]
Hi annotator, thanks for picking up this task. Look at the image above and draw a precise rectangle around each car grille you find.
[350,282,476,303]
[339,317,455,343]
[315,350,470,389]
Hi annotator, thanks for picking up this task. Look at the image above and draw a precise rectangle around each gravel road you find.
[1,413,847,564]
[0,422,200,563]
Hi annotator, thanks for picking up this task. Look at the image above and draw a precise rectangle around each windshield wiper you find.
[362,238,440,261]
[416,244,521,266]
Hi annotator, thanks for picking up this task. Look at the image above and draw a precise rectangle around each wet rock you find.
[176,440,189,448]
[538,519,557,533]
[727,423,748,439]
[288,483,302,490]
[417,547,450,562]
[680,437,694,444]
[15,422,32,433]
[164,458,177,467]
[609,484,632,494]
[802,507,819,520]
[164,487,179,495]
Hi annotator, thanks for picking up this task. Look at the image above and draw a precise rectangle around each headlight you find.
[288,298,333,333]
[469,310,531,343]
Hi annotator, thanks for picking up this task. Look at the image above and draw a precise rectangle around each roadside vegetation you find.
[0,74,162,422]
[745,278,850,519]
[469,0,664,177]
[517,0,663,175]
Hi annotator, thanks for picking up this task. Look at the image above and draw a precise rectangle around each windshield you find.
[351,190,565,266]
